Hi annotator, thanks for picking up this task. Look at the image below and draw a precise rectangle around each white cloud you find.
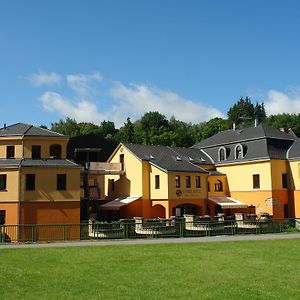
[28,71,62,86]
[66,72,102,97]
[39,91,108,123]
[34,71,225,127]
[265,88,300,115]
[109,83,224,123]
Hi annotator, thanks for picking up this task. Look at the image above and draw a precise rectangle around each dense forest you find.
[47,97,300,148]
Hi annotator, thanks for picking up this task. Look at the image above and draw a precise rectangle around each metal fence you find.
[0,218,299,243]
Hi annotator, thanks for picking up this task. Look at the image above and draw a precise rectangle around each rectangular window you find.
[111,179,115,191]
[57,174,67,190]
[32,145,41,159]
[119,154,125,171]
[253,174,260,189]
[0,174,7,190]
[176,175,180,188]
[155,175,160,189]
[282,173,288,189]
[0,210,5,225]
[186,176,191,188]
[26,174,35,191]
[196,176,201,188]
[6,146,15,159]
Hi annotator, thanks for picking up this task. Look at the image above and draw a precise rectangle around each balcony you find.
[83,162,125,175]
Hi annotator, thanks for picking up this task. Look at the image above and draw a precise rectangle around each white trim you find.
[234,143,244,159]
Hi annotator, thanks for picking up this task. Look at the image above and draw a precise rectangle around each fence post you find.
[64,224,69,241]
[174,217,184,238]
[120,219,128,239]
[32,225,36,242]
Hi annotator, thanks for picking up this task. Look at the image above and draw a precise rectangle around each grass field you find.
[1,239,300,299]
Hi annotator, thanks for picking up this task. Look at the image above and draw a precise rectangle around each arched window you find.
[215,180,223,192]
[235,144,243,159]
[50,144,62,159]
[218,147,226,161]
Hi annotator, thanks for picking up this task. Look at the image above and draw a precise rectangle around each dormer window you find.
[218,147,226,161]
[235,144,244,159]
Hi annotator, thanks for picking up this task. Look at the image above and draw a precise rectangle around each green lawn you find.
[1,239,300,299]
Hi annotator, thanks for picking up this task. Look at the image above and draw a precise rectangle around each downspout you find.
[17,136,25,240]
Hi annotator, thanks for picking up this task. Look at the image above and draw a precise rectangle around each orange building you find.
[102,123,300,220]
[0,123,80,228]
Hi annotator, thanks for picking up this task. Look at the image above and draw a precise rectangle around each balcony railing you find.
[86,162,125,175]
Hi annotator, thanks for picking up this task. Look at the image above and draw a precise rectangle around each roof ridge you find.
[35,125,66,137]
[23,124,33,135]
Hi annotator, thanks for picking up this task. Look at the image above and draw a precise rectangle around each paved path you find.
[1,233,300,249]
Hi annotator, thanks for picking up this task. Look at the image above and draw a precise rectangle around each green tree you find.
[266,113,300,136]
[254,102,266,123]
[169,117,194,147]
[78,122,101,136]
[227,97,265,127]
[51,118,80,137]
[99,121,117,139]
[197,118,230,141]
[116,117,135,143]
[138,112,170,145]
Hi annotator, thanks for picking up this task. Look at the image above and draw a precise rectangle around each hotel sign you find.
[176,189,201,197]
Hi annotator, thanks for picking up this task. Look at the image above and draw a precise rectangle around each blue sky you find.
[1,0,300,127]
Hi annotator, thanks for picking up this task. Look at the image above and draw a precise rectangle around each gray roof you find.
[193,123,297,164]
[122,143,209,174]
[0,159,22,167]
[194,123,296,149]
[209,170,225,176]
[0,123,67,138]
[288,140,300,160]
[0,158,79,168]
[21,159,80,168]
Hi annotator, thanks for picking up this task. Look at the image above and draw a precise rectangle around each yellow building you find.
[103,143,212,220]
[0,123,80,227]
[193,123,297,218]
[103,123,300,220]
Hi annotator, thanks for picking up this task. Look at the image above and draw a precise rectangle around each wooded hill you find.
[46,97,300,160]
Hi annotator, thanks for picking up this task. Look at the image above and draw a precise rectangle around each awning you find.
[208,196,248,209]
[101,196,141,210]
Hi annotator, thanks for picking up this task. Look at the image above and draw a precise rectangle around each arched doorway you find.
[152,204,165,218]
